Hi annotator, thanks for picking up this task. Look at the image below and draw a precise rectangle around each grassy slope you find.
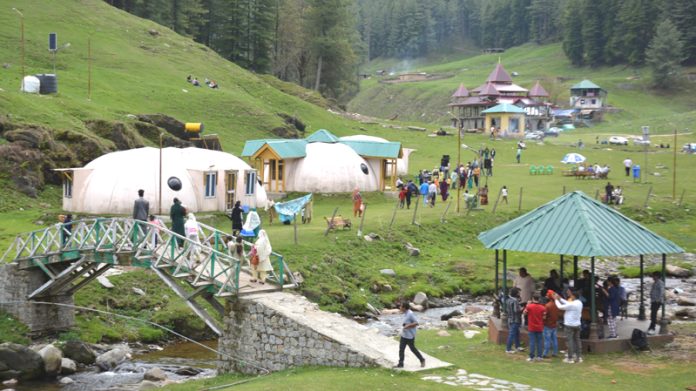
[0,0,363,149]
[349,43,696,134]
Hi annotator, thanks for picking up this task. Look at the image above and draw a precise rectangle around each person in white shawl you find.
[251,229,273,284]
[184,212,201,266]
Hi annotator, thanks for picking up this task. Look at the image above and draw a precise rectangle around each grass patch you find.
[0,310,31,345]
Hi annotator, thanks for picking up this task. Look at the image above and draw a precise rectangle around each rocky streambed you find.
[1,340,216,391]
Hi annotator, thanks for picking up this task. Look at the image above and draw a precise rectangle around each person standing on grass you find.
[501,186,509,204]
[505,288,524,353]
[428,181,437,207]
[398,186,407,208]
[419,181,429,206]
[542,291,559,358]
[554,289,583,363]
[648,271,665,335]
[623,157,632,176]
[228,201,244,236]
[406,180,417,209]
[394,301,426,368]
[516,145,522,164]
[514,268,536,306]
[352,188,363,218]
[524,293,546,362]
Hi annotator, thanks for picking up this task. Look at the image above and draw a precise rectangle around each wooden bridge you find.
[0,218,297,335]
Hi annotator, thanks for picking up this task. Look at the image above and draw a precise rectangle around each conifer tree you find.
[562,1,584,66]
[645,19,684,89]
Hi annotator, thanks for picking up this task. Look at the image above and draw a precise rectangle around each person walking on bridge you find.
[133,189,149,221]
[170,198,186,247]
[394,301,426,369]
[252,229,273,284]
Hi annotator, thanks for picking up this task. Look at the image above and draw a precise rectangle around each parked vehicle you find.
[633,137,651,146]
[683,143,696,153]
[609,136,629,145]
[525,131,544,141]
[544,128,561,137]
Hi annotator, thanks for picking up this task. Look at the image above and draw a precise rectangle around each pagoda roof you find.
[529,81,549,97]
[479,82,499,96]
[451,83,470,98]
[486,63,513,83]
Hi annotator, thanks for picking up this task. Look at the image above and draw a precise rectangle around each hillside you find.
[0,0,361,144]
[349,43,696,135]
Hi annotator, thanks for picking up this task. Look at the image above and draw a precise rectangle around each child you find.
[398,186,408,208]
[501,186,509,204]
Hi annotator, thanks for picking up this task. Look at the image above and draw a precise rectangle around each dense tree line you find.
[105,0,359,102]
[105,0,695,98]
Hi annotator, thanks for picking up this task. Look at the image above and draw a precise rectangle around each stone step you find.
[242,291,451,372]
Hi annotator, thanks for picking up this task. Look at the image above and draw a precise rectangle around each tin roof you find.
[571,79,602,90]
[479,82,500,96]
[478,191,683,256]
[481,103,525,114]
[306,129,340,143]
[339,140,402,158]
[242,139,307,159]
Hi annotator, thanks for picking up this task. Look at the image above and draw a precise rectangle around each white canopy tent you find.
[59,147,267,215]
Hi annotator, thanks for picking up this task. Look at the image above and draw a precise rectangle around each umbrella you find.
[561,153,586,164]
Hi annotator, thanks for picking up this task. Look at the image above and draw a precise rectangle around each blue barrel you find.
[632,165,640,179]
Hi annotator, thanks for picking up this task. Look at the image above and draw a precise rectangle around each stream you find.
[15,341,217,391]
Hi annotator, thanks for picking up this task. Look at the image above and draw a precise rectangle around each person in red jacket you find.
[523,293,547,362]
[543,290,560,358]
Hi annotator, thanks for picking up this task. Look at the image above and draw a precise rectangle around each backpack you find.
[630,328,649,351]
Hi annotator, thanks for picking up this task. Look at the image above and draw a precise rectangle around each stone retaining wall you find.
[0,263,74,335]
[218,296,378,374]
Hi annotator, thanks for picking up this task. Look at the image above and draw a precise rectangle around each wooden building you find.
[449,62,551,135]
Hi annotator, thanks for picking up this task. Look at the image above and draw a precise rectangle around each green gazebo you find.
[478,191,683,342]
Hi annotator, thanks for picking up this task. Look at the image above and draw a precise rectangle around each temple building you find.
[449,62,551,136]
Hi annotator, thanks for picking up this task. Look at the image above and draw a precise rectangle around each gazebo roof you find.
[478,191,683,257]
[481,103,525,114]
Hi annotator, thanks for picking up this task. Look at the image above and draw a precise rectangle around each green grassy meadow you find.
[160,329,696,391]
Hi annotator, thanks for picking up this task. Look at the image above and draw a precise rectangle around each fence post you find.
[644,186,653,209]
[518,187,523,211]
[492,188,502,214]
[324,207,339,237]
[562,185,566,195]
[411,195,420,225]
[357,203,368,237]
[440,201,452,223]
[293,213,298,244]
[679,189,686,206]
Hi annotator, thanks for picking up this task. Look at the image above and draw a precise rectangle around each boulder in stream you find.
[143,367,167,381]
[38,344,62,377]
[0,343,45,380]
[96,347,131,371]
[61,340,96,365]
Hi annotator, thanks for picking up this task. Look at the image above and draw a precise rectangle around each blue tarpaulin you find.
[274,194,312,223]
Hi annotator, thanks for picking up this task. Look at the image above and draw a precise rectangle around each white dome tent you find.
[284,143,379,192]
[59,147,267,215]
[339,135,415,176]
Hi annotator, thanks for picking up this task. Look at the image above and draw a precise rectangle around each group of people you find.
[504,266,666,363]
[604,182,624,205]
[133,189,274,284]
[575,162,610,178]
[186,75,219,89]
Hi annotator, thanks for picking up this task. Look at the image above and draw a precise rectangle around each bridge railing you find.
[1,218,243,296]
[196,221,296,288]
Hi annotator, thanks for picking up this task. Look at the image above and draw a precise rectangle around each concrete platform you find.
[245,291,452,372]
[488,316,674,354]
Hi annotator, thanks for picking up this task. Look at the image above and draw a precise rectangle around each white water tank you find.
[21,75,40,93]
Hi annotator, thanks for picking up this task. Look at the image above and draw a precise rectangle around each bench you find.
[325,215,352,231]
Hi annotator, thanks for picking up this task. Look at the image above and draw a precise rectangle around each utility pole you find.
[673,127,677,200]
[13,8,25,88]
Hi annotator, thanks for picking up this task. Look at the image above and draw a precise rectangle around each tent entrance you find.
[225,170,238,210]
[381,159,397,191]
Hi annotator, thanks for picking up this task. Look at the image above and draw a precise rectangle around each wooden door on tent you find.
[225,170,237,210]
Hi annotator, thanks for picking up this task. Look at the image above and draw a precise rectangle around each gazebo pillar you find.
[638,254,646,320]
[500,250,508,329]
[659,253,669,335]
[573,256,578,287]
[493,250,500,318]
[559,255,564,281]
[588,256,600,340]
